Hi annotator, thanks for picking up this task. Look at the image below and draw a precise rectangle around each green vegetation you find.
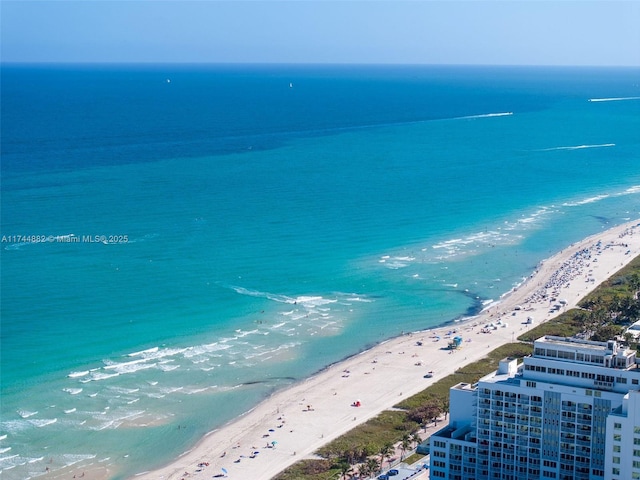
[274,343,532,480]
[403,452,426,466]
[275,255,640,479]
[519,255,640,345]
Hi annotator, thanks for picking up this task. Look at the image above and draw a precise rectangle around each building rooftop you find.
[536,335,611,351]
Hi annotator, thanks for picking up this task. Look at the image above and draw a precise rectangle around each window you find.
[613,456,620,464]
[614,434,622,442]
[614,423,622,429]
[613,445,621,452]
[612,467,620,475]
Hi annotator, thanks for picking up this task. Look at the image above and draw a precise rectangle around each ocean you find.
[1,64,639,479]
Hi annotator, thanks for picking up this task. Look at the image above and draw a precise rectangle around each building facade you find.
[430,336,640,480]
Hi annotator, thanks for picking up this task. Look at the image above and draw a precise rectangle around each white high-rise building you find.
[429,336,640,480]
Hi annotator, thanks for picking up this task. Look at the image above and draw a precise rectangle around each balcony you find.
[575,439,591,448]
[593,380,613,390]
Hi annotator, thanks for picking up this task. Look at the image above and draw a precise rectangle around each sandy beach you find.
[123,220,639,480]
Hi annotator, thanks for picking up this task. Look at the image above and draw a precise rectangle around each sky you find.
[1,1,639,66]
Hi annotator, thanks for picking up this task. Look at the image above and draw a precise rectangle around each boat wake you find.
[588,96,640,102]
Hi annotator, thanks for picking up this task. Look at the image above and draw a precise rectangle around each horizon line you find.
[2,60,640,69]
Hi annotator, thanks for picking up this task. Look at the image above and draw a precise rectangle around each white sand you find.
[125,221,639,479]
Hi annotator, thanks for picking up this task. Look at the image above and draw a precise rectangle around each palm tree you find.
[410,431,422,450]
[357,462,369,479]
[628,273,640,297]
[379,442,393,469]
[442,398,450,419]
[400,433,411,460]
[365,457,380,477]
[338,461,353,480]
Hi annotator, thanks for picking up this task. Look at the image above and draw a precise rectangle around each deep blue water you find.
[1,64,639,479]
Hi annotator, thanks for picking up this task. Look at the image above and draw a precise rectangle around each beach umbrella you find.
[221,467,228,476]
[271,440,278,445]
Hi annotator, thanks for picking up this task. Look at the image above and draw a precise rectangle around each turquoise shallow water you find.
[1,65,639,478]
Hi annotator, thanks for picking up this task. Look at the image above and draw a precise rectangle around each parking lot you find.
[377,464,429,480]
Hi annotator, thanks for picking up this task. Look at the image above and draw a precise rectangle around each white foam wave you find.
[109,387,140,395]
[68,370,90,378]
[234,328,259,338]
[229,285,337,309]
[81,346,189,382]
[460,112,513,119]
[616,185,640,196]
[588,96,640,102]
[160,386,183,395]
[229,285,290,303]
[64,408,77,414]
[61,453,96,467]
[90,409,146,431]
[184,342,230,357]
[344,296,372,303]
[128,347,159,357]
[157,363,179,372]
[17,410,37,419]
[0,447,11,454]
[431,230,517,258]
[29,418,57,428]
[0,453,18,460]
[183,387,209,395]
[562,194,610,207]
[0,434,6,440]
[539,143,615,151]
[379,255,416,269]
[63,388,83,395]
[84,371,121,382]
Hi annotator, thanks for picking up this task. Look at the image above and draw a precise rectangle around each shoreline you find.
[62,221,640,480]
